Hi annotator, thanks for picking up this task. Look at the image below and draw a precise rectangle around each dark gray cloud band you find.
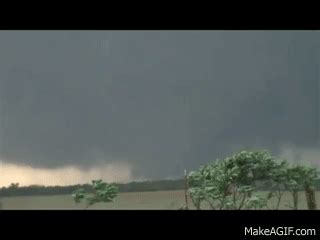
[0,31,319,179]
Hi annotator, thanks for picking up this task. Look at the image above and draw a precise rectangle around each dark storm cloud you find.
[0,31,319,179]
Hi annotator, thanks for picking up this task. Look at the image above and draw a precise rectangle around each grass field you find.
[1,190,319,210]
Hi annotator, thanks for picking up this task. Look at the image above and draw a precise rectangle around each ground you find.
[0,190,318,209]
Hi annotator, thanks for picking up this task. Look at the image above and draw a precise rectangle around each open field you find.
[0,190,186,210]
[1,190,320,210]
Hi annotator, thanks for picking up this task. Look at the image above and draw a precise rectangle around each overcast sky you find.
[0,30,319,186]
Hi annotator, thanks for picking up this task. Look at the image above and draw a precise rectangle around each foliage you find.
[72,179,118,208]
[284,165,319,210]
[187,150,319,210]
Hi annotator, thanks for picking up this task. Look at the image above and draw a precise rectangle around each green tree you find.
[302,166,318,210]
[188,150,277,210]
[285,166,304,210]
[284,165,318,210]
[187,150,318,210]
[72,179,118,209]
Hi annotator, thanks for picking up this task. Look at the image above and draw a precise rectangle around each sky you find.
[0,30,319,186]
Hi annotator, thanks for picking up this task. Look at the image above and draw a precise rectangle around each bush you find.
[72,179,118,209]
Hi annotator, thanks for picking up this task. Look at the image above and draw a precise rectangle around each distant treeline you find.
[2,178,320,198]
[0,179,185,197]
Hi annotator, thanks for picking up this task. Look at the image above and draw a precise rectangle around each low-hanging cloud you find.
[0,159,132,187]
[0,31,319,182]
[278,143,320,167]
